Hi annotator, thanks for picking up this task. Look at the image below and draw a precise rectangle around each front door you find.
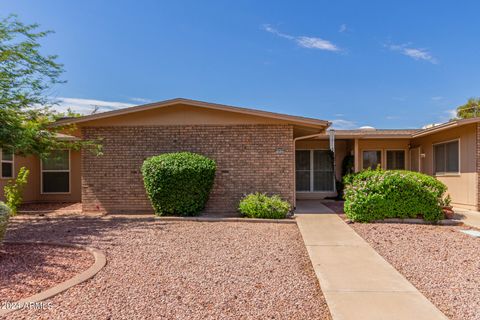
[295,150,334,192]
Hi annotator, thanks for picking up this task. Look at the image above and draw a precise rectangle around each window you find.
[295,150,334,192]
[362,150,381,170]
[434,140,459,175]
[386,150,405,170]
[42,150,70,193]
[1,148,14,178]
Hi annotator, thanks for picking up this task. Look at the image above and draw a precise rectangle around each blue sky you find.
[2,1,479,129]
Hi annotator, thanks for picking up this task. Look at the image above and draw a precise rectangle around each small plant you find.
[441,194,452,208]
[0,202,11,243]
[142,152,216,216]
[4,166,29,215]
[238,193,291,219]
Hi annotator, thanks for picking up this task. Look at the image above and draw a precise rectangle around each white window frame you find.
[432,139,460,176]
[41,150,71,194]
[361,150,382,170]
[385,149,407,170]
[296,149,335,192]
[1,148,14,179]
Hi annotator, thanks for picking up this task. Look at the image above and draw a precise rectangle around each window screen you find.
[1,148,14,178]
[386,150,405,170]
[295,150,311,191]
[434,141,459,174]
[42,150,70,193]
[362,151,381,170]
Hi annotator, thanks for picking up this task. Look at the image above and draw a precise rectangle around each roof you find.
[326,117,480,139]
[411,117,480,137]
[52,98,331,129]
[326,128,420,139]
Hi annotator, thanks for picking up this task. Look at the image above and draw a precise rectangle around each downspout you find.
[329,129,337,193]
[292,132,326,209]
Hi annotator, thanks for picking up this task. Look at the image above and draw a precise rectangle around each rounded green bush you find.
[142,152,216,216]
[238,193,291,219]
[343,170,446,222]
[0,201,11,243]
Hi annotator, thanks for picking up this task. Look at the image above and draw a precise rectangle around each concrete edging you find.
[0,241,107,316]
[154,216,296,224]
[372,218,463,226]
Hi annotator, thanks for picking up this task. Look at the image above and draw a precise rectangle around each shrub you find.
[4,167,29,215]
[0,202,11,243]
[238,193,291,219]
[142,152,216,216]
[343,169,446,222]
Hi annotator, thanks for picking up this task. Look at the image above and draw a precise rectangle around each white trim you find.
[40,149,71,194]
[385,149,407,170]
[432,139,460,176]
[0,148,14,179]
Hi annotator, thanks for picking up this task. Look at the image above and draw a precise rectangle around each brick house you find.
[1,98,479,213]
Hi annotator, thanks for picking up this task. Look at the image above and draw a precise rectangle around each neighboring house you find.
[0,98,478,213]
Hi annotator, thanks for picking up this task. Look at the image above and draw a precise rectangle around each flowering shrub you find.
[343,169,446,222]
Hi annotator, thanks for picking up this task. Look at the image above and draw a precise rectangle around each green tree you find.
[456,98,480,119]
[0,14,100,157]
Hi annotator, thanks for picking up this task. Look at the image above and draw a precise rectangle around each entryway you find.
[295,149,335,195]
[295,199,334,214]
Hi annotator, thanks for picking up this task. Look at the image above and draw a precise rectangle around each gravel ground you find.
[19,202,82,213]
[351,223,480,320]
[4,216,331,320]
[0,243,93,302]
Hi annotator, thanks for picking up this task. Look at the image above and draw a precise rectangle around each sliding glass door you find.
[296,150,334,192]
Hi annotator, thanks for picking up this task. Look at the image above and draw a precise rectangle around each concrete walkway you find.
[295,199,335,214]
[296,213,448,320]
[454,207,480,228]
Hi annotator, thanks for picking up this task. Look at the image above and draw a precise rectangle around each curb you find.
[17,210,81,214]
[154,216,296,224]
[0,241,107,316]
[372,218,463,226]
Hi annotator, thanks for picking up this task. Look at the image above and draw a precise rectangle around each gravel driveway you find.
[351,223,480,320]
[4,216,331,319]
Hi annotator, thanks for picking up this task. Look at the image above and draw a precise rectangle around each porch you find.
[294,129,414,205]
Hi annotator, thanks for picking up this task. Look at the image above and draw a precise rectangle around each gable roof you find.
[411,117,480,137]
[52,98,331,129]
[326,117,480,139]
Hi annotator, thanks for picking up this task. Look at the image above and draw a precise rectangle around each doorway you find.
[295,150,335,192]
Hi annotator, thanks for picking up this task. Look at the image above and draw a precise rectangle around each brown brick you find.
[81,125,294,215]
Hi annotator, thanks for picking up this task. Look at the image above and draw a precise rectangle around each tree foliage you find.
[456,97,480,119]
[0,14,100,157]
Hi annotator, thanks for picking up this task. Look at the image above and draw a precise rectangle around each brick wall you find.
[81,125,294,215]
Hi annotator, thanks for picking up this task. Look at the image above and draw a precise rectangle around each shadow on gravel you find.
[5,216,166,246]
[0,243,90,301]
